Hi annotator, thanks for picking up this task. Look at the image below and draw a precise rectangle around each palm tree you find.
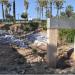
[47,0,53,17]
[0,0,8,19]
[38,0,47,19]
[13,0,16,19]
[35,0,40,19]
[54,0,64,17]
[36,5,40,19]
[65,5,73,17]
[24,0,29,12]
[21,12,28,20]
[5,2,11,19]
[5,2,12,20]
[1,2,4,19]
[60,11,66,18]
[46,10,52,18]
[24,0,29,20]
[6,3,11,14]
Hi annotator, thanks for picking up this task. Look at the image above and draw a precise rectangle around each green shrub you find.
[41,20,47,30]
[59,29,75,43]
[21,12,28,19]
[32,49,37,54]
[29,22,39,31]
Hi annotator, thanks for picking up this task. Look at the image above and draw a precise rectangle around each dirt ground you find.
[0,43,75,74]
[0,44,49,74]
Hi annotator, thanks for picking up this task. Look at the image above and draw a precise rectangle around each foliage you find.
[0,0,8,19]
[37,0,48,19]
[21,12,28,19]
[60,5,74,19]
[66,5,73,17]
[54,0,64,9]
[38,0,47,7]
[0,0,8,4]
[32,49,37,54]
[72,13,75,19]
[23,21,39,32]
[46,10,52,18]
[60,12,66,17]
[29,21,39,31]
[24,0,29,10]
[54,0,64,16]
[41,20,47,30]
[59,29,75,43]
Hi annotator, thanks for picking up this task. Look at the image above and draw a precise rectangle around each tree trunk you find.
[5,7,8,18]
[40,7,42,20]
[13,0,16,20]
[2,3,4,19]
[46,5,48,18]
[41,7,43,20]
[57,8,59,18]
[50,2,52,17]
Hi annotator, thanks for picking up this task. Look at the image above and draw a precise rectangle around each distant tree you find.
[5,3,11,18]
[36,5,40,19]
[54,0,64,17]
[5,14,13,21]
[24,0,29,12]
[36,0,40,19]
[46,10,52,18]
[38,0,47,19]
[47,0,53,17]
[24,0,29,20]
[0,0,8,19]
[13,0,16,19]
[65,5,73,17]
[60,12,65,16]
[21,12,28,20]
[72,13,75,19]
[60,11,66,18]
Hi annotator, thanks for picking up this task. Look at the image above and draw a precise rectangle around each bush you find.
[21,12,28,19]
[59,29,75,43]
[41,20,47,30]
[29,22,39,31]
[32,49,37,54]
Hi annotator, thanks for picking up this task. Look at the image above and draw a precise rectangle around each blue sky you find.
[0,0,75,20]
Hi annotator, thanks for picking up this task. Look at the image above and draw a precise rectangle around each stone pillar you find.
[72,37,75,60]
[47,18,58,68]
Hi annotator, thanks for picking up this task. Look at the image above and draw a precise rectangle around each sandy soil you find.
[0,43,75,74]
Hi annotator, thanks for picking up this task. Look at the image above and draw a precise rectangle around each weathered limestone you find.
[48,18,75,29]
[47,18,58,68]
[47,18,75,68]
[72,37,75,61]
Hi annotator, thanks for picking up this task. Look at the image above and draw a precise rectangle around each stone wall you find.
[48,18,75,29]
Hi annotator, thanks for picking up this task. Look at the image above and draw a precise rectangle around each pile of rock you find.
[0,31,28,48]
[26,32,47,51]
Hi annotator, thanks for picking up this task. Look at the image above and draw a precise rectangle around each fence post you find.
[47,18,58,68]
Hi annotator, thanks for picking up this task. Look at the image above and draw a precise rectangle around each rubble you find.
[0,30,75,74]
[0,30,28,48]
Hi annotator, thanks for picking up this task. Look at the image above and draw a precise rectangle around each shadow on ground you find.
[0,43,75,74]
[0,44,34,74]
[56,48,74,69]
[0,44,53,74]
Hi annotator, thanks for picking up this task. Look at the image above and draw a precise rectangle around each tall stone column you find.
[47,18,58,68]
[72,37,75,61]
